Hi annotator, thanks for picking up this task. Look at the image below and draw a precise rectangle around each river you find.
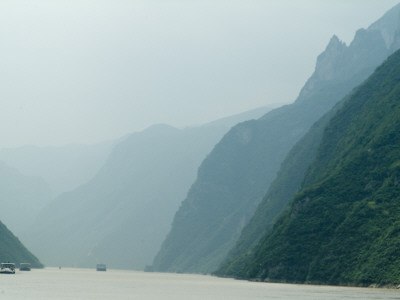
[0,268,399,299]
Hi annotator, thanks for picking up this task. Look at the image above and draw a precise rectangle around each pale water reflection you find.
[0,268,399,299]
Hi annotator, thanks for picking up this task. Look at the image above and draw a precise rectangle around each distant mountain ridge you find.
[218,4,400,275]
[21,106,272,269]
[0,141,115,197]
[0,161,46,268]
[0,161,52,236]
[151,4,400,274]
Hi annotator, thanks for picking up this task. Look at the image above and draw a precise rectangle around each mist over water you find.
[1,268,399,300]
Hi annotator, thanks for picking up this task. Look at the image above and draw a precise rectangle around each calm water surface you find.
[0,268,399,299]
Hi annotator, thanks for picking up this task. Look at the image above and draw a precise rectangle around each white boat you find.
[0,263,15,274]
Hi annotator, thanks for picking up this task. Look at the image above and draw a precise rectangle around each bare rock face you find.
[299,5,400,101]
[314,35,347,81]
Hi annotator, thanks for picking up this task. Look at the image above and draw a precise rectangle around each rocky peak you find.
[296,35,347,99]
[313,35,347,81]
[297,4,400,103]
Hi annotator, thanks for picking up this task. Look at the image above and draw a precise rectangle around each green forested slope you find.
[216,101,344,275]
[152,4,399,274]
[151,78,363,274]
[233,49,400,286]
[0,221,43,268]
[217,4,400,276]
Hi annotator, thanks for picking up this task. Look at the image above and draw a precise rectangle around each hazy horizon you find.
[1,0,399,148]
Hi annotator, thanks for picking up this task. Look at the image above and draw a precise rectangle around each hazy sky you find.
[1,0,399,148]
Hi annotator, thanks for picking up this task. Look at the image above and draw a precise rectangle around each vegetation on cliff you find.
[227,49,400,286]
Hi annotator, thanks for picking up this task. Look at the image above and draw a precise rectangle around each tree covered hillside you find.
[0,221,43,268]
[152,4,400,274]
[231,49,400,286]
[216,100,345,275]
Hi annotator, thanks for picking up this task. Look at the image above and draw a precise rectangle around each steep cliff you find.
[232,49,400,286]
[153,4,400,274]
[218,4,400,275]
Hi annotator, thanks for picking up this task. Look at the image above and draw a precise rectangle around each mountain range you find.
[2,4,400,286]
[222,47,400,286]
[0,161,52,236]
[0,141,115,197]
[152,4,400,274]
[19,106,272,269]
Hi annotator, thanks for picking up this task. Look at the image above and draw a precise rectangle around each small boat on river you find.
[19,263,31,271]
[96,264,106,271]
[0,263,15,274]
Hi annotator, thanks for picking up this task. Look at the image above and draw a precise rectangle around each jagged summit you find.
[152,3,400,275]
[216,3,400,282]
[231,48,400,285]
[313,35,347,82]
[298,4,400,102]
[152,6,400,274]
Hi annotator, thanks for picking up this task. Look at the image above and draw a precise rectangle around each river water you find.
[0,268,399,299]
